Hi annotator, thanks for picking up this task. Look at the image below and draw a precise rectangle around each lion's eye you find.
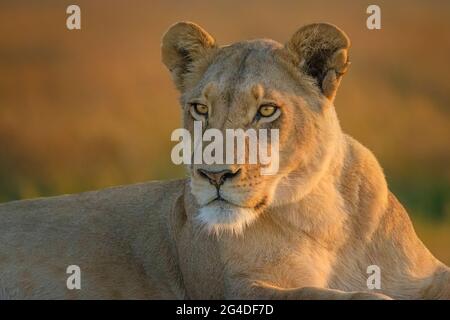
[192,103,208,116]
[258,105,277,117]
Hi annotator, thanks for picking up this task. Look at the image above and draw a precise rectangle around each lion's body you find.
[0,180,185,299]
[0,135,448,299]
[0,21,449,299]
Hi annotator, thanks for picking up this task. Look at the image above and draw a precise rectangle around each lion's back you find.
[0,179,185,219]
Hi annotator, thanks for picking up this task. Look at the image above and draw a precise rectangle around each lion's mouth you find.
[205,194,268,212]
[203,187,234,205]
[205,195,233,207]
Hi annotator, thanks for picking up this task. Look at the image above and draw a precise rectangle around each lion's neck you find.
[268,136,345,241]
[269,133,389,248]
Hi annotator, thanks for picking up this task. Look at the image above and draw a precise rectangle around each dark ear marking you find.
[285,23,351,101]
[305,48,334,86]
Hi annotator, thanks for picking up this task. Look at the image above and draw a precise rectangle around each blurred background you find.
[0,0,449,263]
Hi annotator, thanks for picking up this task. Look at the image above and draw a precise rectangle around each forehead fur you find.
[182,39,320,103]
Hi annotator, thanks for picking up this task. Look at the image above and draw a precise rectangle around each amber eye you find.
[192,103,208,116]
[258,105,277,117]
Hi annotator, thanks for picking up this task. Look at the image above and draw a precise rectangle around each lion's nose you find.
[197,169,240,187]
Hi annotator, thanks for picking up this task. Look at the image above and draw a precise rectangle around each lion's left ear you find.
[285,23,350,101]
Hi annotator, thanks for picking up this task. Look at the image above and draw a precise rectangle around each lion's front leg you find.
[228,281,392,300]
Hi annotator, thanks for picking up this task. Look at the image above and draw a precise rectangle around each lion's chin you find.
[195,200,259,236]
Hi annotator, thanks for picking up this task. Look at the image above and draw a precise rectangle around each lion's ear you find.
[161,21,217,91]
[285,23,350,101]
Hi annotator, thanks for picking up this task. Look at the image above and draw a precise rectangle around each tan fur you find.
[0,22,448,299]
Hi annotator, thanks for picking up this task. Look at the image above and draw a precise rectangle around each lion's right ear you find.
[161,22,217,91]
[285,23,350,101]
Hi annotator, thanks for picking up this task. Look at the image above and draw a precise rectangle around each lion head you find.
[162,22,350,235]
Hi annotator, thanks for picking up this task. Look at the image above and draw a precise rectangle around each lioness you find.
[0,22,449,300]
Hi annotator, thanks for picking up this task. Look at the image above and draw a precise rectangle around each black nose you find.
[197,169,240,187]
